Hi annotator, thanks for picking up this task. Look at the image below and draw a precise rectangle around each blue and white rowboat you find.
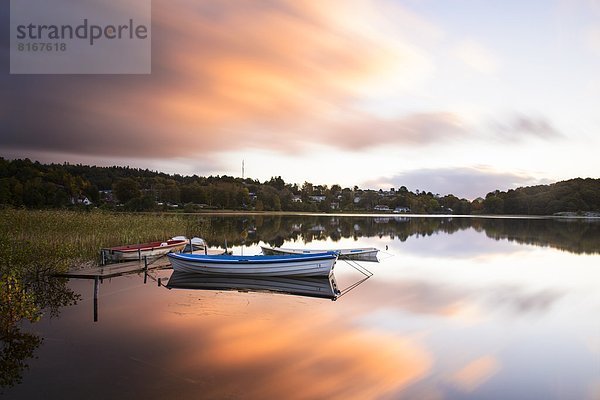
[261,246,379,262]
[167,251,339,277]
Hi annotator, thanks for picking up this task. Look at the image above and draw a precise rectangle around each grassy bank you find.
[0,209,207,274]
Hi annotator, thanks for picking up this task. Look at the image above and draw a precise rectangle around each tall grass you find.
[0,209,207,273]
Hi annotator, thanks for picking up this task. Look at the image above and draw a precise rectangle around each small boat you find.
[101,239,187,263]
[171,236,208,253]
[261,246,379,262]
[167,271,341,300]
[167,251,339,277]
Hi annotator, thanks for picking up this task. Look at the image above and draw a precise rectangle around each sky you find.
[1,0,600,199]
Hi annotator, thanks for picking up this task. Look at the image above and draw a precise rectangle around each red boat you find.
[101,239,187,263]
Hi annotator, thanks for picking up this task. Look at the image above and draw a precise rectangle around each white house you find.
[374,205,390,212]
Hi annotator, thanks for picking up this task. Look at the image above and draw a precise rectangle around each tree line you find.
[481,178,600,215]
[197,214,600,255]
[0,158,598,215]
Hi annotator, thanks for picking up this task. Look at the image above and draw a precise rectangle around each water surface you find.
[2,215,599,399]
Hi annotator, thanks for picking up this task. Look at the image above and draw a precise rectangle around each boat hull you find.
[101,240,187,262]
[261,246,379,262]
[167,271,340,300]
[167,252,338,277]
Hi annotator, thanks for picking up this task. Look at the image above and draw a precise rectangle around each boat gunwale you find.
[261,246,378,255]
[103,239,188,253]
[167,251,339,265]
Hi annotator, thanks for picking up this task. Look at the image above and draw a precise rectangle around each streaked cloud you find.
[364,167,547,199]
[584,26,600,54]
[325,111,467,150]
[1,0,437,159]
[452,39,500,74]
[447,356,501,392]
[1,0,598,185]
[491,114,563,141]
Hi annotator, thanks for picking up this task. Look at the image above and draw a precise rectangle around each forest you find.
[0,158,599,215]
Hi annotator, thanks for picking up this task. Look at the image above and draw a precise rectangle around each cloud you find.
[452,39,500,74]
[0,0,437,159]
[324,112,468,150]
[491,114,563,141]
[584,26,600,54]
[447,356,501,392]
[363,166,547,199]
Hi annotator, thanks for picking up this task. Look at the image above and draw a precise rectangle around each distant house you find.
[71,196,92,206]
[330,202,340,210]
[378,190,395,197]
[309,195,326,202]
[291,195,302,203]
[99,190,114,202]
[374,205,390,212]
[353,196,361,204]
[393,207,410,213]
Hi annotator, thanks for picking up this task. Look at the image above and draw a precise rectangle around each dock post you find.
[100,250,105,266]
[93,276,99,322]
[143,256,148,284]
[189,238,192,253]
[158,278,162,287]
[138,247,142,261]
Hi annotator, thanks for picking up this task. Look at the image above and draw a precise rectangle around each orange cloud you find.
[326,112,467,150]
[452,39,500,74]
[447,355,501,392]
[2,0,442,159]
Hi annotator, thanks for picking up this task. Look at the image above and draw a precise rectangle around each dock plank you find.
[55,249,225,279]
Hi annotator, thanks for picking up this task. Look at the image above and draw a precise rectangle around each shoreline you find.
[174,210,600,219]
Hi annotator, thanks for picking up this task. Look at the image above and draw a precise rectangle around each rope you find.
[146,252,169,266]
[331,258,374,299]
[337,275,371,298]
[341,258,373,277]
[376,251,395,261]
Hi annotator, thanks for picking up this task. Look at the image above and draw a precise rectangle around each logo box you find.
[10,0,151,74]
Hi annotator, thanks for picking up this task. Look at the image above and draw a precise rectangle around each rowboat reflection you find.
[166,271,342,300]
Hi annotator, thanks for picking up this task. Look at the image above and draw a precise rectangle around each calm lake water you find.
[2,215,600,399]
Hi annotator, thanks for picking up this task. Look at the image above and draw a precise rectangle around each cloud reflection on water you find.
[447,355,501,392]
[3,216,599,399]
[160,291,433,399]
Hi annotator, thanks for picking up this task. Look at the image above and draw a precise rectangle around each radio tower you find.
[242,160,245,179]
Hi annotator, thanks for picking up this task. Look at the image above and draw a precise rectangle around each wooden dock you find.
[55,249,225,279]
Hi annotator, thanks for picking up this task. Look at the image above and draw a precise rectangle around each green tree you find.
[113,178,141,204]
[266,176,285,190]
[484,195,504,214]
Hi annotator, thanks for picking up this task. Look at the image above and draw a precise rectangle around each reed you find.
[0,209,207,274]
